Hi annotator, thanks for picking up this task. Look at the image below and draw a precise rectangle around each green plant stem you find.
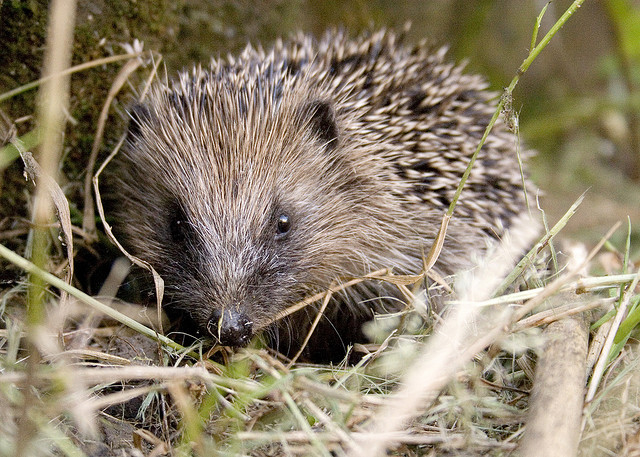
[492,193,585,297]
[446,0,586,217]
[0,129,41,172]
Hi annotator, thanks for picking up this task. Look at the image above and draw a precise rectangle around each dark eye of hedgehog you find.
[170,217,187,243]
[275,214,291,239]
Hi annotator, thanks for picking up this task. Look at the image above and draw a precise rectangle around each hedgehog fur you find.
[113,29,536,361]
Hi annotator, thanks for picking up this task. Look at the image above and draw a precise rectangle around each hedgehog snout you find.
[207,308,254,347]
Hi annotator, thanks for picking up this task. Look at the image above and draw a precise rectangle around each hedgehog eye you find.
[170,217,187,243]
[168,202,191,244]
[275,214,291,239]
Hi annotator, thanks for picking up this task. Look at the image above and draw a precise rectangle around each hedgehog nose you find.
[207,308,253,347]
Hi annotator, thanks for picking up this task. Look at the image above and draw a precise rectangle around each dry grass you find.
[3,217,639,456]
[2,1,640,456]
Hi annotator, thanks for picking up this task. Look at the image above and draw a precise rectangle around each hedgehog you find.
[112,29,535,361]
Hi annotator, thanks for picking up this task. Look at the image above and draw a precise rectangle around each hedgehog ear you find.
[126,104,151,140]
[301,99,339,151]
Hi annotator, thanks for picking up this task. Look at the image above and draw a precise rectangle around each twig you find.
[82,58,142,237]
[519,314,589,457]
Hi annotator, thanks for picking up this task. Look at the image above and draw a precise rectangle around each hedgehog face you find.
[114,71,386,347]
[158,193,313,347]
